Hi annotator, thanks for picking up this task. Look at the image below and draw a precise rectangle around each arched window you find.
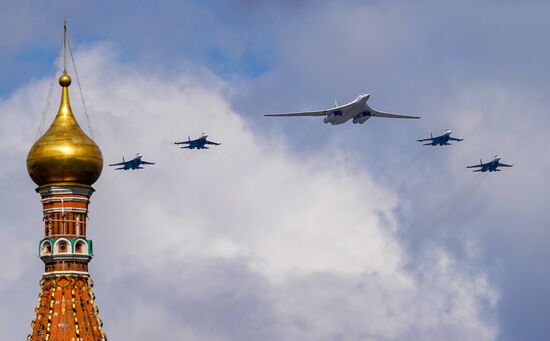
[53,238,72,254]
[57,241,68,253]
[74,240,88,255]
[40,241,52,256]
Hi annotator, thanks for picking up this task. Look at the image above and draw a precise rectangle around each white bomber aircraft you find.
[265,93,420,125]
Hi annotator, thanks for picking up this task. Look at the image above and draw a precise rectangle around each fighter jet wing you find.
[499,163,513,167]
[370,110,420,119]
[417,137,434,142]
[466,164,483,168]
[174,140,191,145]
[109,161,126,166]
[205,140,221,145]
[449,137,464,141]
[140,160,155,165]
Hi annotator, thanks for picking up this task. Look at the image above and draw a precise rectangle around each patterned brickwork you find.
[28,275,106,341]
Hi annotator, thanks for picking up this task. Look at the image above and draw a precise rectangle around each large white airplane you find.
[265,93,420,125]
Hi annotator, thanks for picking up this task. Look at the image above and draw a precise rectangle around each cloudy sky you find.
[1,1,549,340]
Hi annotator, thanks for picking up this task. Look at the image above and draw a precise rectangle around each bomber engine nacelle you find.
[323,113,334,124]
[352,111,371,124]
[324,110,343,124]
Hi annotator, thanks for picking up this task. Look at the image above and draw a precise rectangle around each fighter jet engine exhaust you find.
[418,174,487,227]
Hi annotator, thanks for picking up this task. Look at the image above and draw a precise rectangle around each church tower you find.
[26,20,107,340]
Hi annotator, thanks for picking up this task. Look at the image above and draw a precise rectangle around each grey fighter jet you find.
[174,133,221,150]
[467,155,513,172]
[265,93,420,125]
[417,130,464,146]
[109,153,155,170]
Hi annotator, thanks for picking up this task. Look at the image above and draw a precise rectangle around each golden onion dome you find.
[27,71,103,187]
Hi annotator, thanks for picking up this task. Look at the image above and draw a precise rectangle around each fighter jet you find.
[467,155,513,172]
[108,153,155,170]
[264,93,420,125]
[417,130,464,146]
[174,133,221,149]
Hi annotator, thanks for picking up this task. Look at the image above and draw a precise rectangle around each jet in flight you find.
[467,156,513,172]
[174,133,221,149]
[264,93,420,125]
[108,153,155,170]
[417,130,464,146]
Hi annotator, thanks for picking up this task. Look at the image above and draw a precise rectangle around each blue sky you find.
[1,1,550,340]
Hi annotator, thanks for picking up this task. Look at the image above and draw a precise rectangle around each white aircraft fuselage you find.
[265,93,419,125]
[324,94,372,125]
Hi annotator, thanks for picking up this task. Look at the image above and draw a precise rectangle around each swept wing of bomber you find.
[264,93,420,125]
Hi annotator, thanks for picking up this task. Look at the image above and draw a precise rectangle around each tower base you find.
[28,274,106,341]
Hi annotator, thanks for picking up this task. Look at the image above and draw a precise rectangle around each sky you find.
[0,1,549,340]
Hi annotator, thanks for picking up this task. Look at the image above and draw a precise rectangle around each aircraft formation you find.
[109,93,513,173]
[108,133,220,170]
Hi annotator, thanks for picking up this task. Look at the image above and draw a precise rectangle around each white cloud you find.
[1,43,498,340]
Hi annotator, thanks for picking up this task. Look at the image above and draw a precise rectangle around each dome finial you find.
[59,17,71,87]
[64,16,67,73]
